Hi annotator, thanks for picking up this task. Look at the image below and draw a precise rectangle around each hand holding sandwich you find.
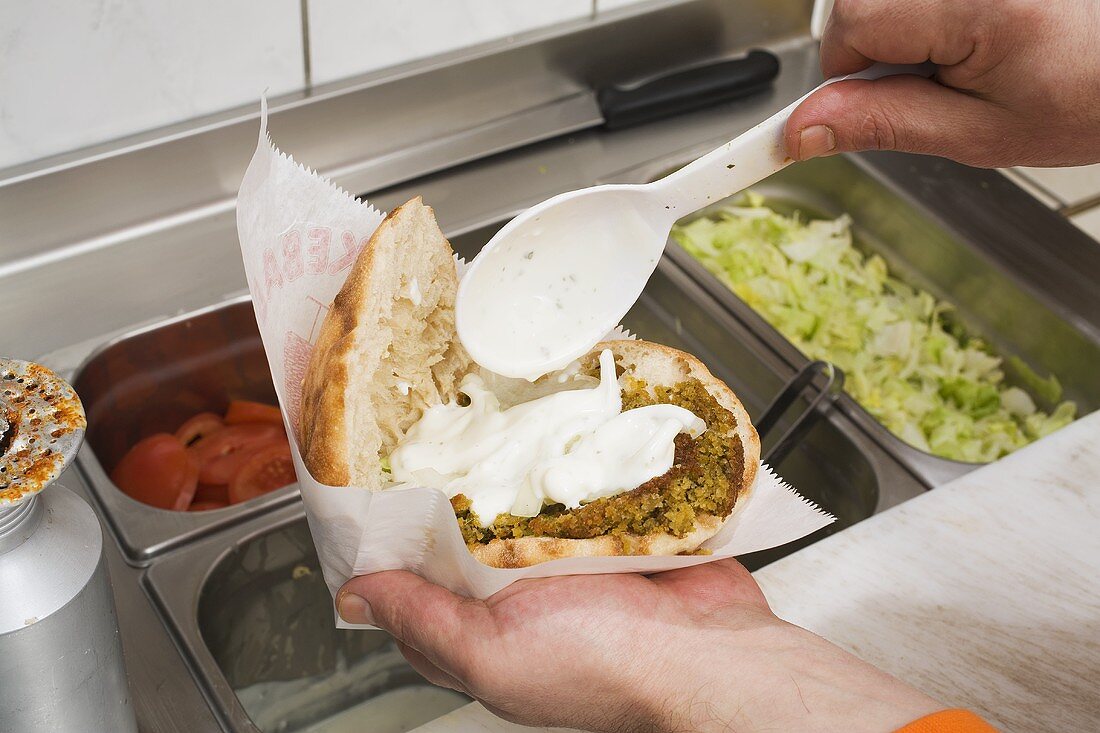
[338,559,941,733]
[298,196,940,732]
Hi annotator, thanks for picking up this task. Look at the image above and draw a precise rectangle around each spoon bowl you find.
[456,184,672,379]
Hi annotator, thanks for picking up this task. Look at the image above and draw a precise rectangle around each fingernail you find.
[337,590,374,625]
[797,125,836,160]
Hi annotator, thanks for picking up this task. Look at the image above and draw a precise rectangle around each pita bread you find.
[299,198,469,488]
[300,198,760,567]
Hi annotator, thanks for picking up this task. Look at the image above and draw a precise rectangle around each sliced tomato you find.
[224,400,283,426]
[228,440,296,504]
[111,433,199,511]
[188,500,229,512]
[189,423,284,484]
[174,412,224,446]
[194,482,229,504]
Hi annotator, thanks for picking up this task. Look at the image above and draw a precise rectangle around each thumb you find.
[337,570,488,674]
[783,75,1016,168]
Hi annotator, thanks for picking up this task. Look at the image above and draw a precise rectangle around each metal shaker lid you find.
[0,359,86,507]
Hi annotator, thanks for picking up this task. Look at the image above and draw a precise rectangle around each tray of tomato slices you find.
[72,297,302,561]
[111,400,295,513]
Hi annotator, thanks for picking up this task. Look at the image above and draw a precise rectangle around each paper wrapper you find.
[236,105,835,625]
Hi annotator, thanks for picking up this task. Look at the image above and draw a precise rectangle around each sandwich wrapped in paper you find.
[236,110,833,622]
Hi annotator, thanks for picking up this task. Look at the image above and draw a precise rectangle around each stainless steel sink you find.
[145,505,470,733]
[200,520,471,733]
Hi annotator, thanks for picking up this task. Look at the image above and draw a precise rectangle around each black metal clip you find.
[756,360,844,466]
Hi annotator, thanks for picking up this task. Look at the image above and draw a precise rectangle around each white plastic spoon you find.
[457,62,934,380]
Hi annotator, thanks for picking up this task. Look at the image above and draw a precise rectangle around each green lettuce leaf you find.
[672,197,1077,463]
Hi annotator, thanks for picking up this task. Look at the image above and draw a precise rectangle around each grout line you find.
[300,0,312,90]
[1061,194,1100,218]
[591,0,598,19]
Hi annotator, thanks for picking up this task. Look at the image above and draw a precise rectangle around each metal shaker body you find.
[0,359,137,733]
[0,489,136,732]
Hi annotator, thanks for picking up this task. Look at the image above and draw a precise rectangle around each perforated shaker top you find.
[0,359,86,507]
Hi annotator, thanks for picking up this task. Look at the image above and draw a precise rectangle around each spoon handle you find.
[651,62,935,217]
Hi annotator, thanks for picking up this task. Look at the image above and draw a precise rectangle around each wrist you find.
[771,621,943,732]
[653,617,942,733]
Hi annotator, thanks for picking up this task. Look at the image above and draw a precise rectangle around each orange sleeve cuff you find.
[896,709,998,733]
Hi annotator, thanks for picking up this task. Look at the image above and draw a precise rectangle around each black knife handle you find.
[598,49,781,131]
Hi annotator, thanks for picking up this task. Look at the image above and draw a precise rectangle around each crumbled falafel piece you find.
[450,376,745,546]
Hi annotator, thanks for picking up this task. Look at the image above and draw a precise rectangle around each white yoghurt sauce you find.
[388,350,705,526]
[456,202,660,380]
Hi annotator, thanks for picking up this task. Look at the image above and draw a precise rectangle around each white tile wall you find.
[307,0,591,86]
[0,0,303,170]
[0,0,600,172]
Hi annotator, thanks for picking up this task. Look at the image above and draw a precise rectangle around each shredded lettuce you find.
[672,194,1076,463]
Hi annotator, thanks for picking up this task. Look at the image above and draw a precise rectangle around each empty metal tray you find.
[145,504,470,733]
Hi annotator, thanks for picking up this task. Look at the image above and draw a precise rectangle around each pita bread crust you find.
[297,227,371,488]
[470,514,726,569]
[299,197,468,488]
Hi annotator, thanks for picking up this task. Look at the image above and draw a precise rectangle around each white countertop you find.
[417,412,1100,732]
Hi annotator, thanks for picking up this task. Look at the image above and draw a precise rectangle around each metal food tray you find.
[140,215,927,732]
[620,152,1100,487]
[72,295,300,561]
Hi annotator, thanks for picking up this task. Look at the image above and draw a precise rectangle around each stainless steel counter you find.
[5,1,1100,729]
